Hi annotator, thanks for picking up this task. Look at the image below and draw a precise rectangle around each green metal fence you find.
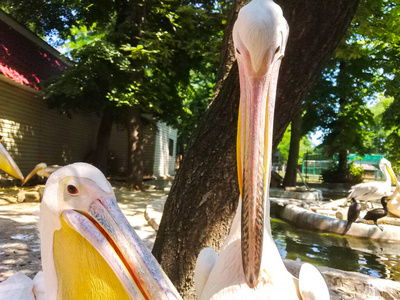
[302,153,385,179]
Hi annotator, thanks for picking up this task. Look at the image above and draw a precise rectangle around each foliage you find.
[368,95,394,154]
[277,125,313,166]
[177,68,215,155]
[303,0,400,163]
[321,161,364,184]
[1,0,228,133]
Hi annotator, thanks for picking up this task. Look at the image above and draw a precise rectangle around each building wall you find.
[142,125,157,177]
[0,74,177,180]
[153,122,177,178]
[108,124,128,175]
[0,75,101,176]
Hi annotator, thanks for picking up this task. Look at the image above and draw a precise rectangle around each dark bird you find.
[362,196,389,231]
[342,198,361,235]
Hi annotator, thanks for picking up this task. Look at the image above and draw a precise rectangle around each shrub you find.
[321,162,364,184]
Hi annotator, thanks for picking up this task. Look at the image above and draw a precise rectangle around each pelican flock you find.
[347,158,397,205]
[194,0,329,299]
[0,163,182,300]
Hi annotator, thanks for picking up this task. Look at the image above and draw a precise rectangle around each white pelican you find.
[194,0,329,299]
[0,141,24,180]
[387,175,400,217]
[347,158,397,205]
[0,163,181,299]
[22,163,62,185]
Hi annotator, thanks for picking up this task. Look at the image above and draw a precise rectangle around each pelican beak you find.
[387,165,397,186]
[236,42,283,287]
[60,197,181,299]
[0,142,24,181]
[388,166,400,197]
[22,165,44,186]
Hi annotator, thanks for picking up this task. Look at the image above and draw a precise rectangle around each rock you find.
[281,204,400,241]
[336,211,344,220]
[17,191,41,203]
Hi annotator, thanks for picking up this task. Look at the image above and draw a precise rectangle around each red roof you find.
[0,12,69,90]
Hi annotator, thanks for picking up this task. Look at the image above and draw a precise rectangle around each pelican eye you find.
[274,46,280,54]
[236,48,241,55]
[67,184,79,195]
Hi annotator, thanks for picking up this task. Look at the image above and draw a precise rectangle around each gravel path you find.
[0,185,167,282]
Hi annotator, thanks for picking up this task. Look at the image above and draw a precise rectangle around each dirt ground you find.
[0,184,167,282]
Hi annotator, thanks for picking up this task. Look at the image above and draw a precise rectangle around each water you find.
[271,218,400,281]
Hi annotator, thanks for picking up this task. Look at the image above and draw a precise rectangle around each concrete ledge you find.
[284,260,400,300]
[270,187,323,200]
[144,196,167,231]
[281,204,400,241]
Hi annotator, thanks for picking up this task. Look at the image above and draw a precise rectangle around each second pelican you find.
[194,0,329,299]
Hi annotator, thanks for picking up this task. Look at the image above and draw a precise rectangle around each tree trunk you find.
[153,1,360,298]
[126,107,144,190]
[92,108,113,174]
[283,110,302,187]
[338,149,348,178]
[153,63,240,298]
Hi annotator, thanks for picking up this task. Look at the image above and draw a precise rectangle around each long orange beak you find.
[235,27,286,289]
[387,164,397,185]
[22,164,44,186]
[0,142,24,180]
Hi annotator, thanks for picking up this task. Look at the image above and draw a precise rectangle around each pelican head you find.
[40,163,181,299]
[233,0,288,288]
[379,158,397,183]
[22,163,48,185]
[0,142,24,181]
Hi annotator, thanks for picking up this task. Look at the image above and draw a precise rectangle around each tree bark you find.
[283,109,302,187]
[126,107,144,190]
[153,63,240,298]
[92,108,113,174]
[153,1,360,298]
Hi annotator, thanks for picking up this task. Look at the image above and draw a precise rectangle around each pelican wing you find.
[194,248,218,299]
[0,272,35,300]
[299,263,330,300]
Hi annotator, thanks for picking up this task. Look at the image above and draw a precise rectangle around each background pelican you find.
[347,158,396,207]
[194,0,329,299]
[0,141,24,181]
[22,163,62,186]
[0,163,181,299]
[388,176,400,217]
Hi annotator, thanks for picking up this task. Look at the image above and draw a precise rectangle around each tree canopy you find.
[1,0,229,181]
[302,0,400,171]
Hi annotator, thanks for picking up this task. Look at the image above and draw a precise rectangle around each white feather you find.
[195,248,218,299]
[348,158,395,201]
[233,0,288,72]
[0,272,35,300]
[299,263,330,300]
